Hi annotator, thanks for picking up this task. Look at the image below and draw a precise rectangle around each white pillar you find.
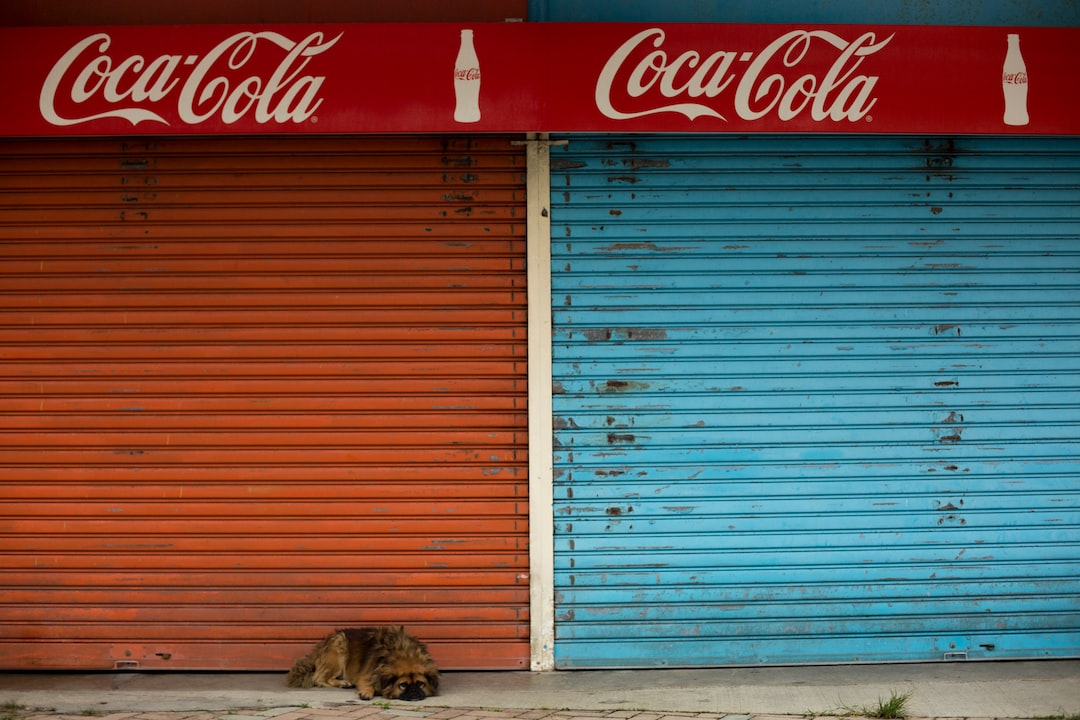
[525,133,555,671]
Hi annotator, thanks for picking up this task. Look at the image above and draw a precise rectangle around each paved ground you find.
[1,662,1078,720]
[9,704,838,720]
[9,704,814,720]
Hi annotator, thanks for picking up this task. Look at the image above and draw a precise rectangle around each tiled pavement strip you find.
[12,706,998,720]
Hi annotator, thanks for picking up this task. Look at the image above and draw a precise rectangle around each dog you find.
[286,626,439,701]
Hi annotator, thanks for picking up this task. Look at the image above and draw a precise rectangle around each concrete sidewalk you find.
[1,662,1078,720]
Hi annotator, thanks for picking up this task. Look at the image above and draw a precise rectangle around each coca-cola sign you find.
[1,22,1078,136]
[595,28,893,123]
[39,30,340,127]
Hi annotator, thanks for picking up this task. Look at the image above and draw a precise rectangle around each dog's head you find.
[375,663,439,701]
[370,626,440,702]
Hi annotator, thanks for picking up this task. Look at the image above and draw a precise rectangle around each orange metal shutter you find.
[0,136,528,670]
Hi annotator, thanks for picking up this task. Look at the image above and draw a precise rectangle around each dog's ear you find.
[425,671,440,692]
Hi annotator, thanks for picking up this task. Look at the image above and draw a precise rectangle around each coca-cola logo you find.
[455,68,481,81]
[1003,71,1028,85]
[39,30,341,127]
[596,28,894,123]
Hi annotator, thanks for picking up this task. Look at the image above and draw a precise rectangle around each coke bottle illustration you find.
[1002,33,1029,126]
[454,29,481,123]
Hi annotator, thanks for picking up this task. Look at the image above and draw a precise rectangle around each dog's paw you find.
[356,685,375,700]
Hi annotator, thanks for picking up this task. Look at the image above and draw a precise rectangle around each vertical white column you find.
[525,133,555,671]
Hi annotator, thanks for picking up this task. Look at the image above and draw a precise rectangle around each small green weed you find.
[858,690,912,719]
[815,689,913,719]
[0,701,26,720]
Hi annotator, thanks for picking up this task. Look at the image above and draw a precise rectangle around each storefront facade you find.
[1,0,1078,672]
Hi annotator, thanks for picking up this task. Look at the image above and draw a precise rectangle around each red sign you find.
[1,22,1077,136]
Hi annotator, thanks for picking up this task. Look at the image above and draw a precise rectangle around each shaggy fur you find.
[286,626,439,701]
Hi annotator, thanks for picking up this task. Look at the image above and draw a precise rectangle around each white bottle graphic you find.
[454,29,481,123]
[1002,33,1029,126]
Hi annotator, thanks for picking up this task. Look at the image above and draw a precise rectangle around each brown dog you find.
[285,626,440,701]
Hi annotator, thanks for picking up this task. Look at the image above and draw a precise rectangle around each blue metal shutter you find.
[550,135,1080,668]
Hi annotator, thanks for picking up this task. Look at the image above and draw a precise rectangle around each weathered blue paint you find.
[549,134,1080,668]
[529,0,1080,26]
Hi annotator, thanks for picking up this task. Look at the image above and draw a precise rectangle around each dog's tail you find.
[285,654,317,688]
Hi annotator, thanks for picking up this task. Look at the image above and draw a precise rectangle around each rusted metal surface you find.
[0,135,528,670]
[549,134,1080,668]
[531,0,1080,26]
[0,0,528,25]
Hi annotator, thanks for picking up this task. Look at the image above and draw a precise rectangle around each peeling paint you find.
[599,379,650,393]
[551,159,587,170]
[597,242,687,253]
[622,158,671,169]
[582,327,669,342]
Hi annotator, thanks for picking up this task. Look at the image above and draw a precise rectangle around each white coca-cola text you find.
[39,30,341,127]
[595,28,894,123]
